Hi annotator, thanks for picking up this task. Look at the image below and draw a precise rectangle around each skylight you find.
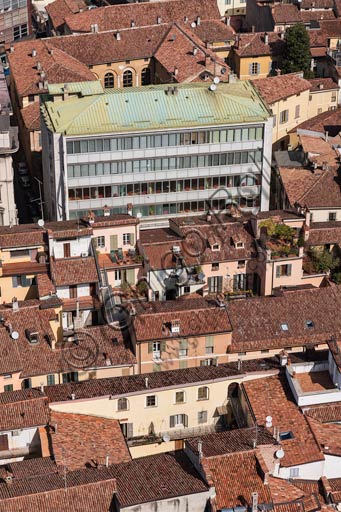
[279,431,294,441]
[280,323,289,331]
[306,320,314,329]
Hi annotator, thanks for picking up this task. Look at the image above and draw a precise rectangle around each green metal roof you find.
[47,81,104,96]
[41,81,272,136]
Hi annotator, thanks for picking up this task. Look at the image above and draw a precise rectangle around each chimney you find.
[32,48,37,57]
[279,350,288,366]
[252,25,255,32]
[325,130,329,142]
[12,297,19,311]
[88,210,95,224]
[43,80,49,89]
[71,393,76,400]
[49,48,54,55]
[205,55,210,67]
[196,16,201,26]
[91,23,98,33]
[206,211,212,222]
[127,203,133,215]
[40,383,44,392]
[252,492,258,512]
[9,45,14,52]
[145,377,149,388]
[105,454,109,467]
[193,47,198,55]
[184,16,188,23]
[226,16,231,25]
[37,61,41,71]
[157,15,161,24]
[264,32,269,44]
[174,66,178,77]
[63,83,69,101]
[116,32,121,40]
[131,20,135,27]
[198,439,203,459]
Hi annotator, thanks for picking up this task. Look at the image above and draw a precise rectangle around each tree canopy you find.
[282,24,312,78]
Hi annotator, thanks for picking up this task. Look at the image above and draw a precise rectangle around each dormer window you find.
[25,329,39,344]
[280,323,289,332]
[212,243,220,251]
[236,241,244,249]
[171,319,180,333]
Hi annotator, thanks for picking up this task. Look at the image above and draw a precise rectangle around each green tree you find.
[282,24,312,78]
[312,250,339,273]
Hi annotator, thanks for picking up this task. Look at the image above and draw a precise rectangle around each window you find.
[198,386,209,401]
[250,62,260,75]
[123,233,131,245]
[13,23,27,40]
[4,384,13,392]
[279,431,294,441]
[117,397,129,411]
[280,323,289,331]
[12,275,35,288]
[121,422,133,439]
[205,335,214,354]
[141,67,151,85]
[175,391,185,403]
[198,410,208,424]
[123,70,133,87]
[295,104,300,119]
[329,212,337,221]
[306,320,314,329]
[280,110,289,124]
[10,249,29,258]
[62,372,79,384]
[104,72,114,88]
[97,236,105,248]
[238,260,245,268]
[169,414,188,428]
[276,264,292,278]
[211,262,219,271]
[47,374,55,386]
[22,378,32,389]
[28,94,35,103]
[3,374,12,379]
[64,243,71,258]
[146,395,157,407]
[208,276,223,293]
[289,467,299,478]
[332,92,337,102]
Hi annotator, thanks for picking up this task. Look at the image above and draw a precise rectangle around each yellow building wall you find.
[271,89,310,145]
[307,89,338,119]
[0,276,38,302]
[91,59,152,89]
[236,55,273,80]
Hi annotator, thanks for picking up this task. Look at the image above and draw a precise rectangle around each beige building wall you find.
[0,371,22,392]
[91,59,153,89]
[307,88,338,118]
[92,224,139,254]
[309,208,341,223]
[217,0,246,15]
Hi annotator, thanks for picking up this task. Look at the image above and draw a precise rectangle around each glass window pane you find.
[103,139,110,151]
[73,165,80,177]
[110,138,118,151]
[256,127,263,140]
[242,128,249,141]
[81,164,88,177]
[227,130,234,142]
[234,129,241,142]
[67,165,74,178]
[80,140,88,153]
[67,141,73,153]
[89,164,96,176]
[96,139,103,152]
[220,130,227,143]
[88,140,96,152]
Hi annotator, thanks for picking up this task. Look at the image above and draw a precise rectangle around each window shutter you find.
[126,423,133,439]
[179,338,188,350]
[130,233,135,246]
[110,235,118,251]
[257,63,261,74]
[206,335,214,347]
[170,415,175,428]
[126,268,135,285]
[161,341,166,352]
[287,264,292,277]
[249,63,253,75]
[276,266,281,278]
[148,342,153,353]
[12,276,18,288]
[217,276,223,292]
[183,414,188,428]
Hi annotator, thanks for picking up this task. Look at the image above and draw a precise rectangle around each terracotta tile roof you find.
[49,411,131,470]
[0,325,22,375]
[299,134,339,167]
[0,468,117,512]
[0,223,46,249]
[90,213,139,227]
[268,476,306,503]
[107,452,208,507]
[45,219,93,239]
[187,426,276,457]
[0,394,49,431]
[2,457,57,480]
[279,166,341,209]
[133,297,231,342]
[228,286,341,352]
[154,23,229,83]
[37,273,56,298]
[21,101,41,131]
[64,0,220,33]
[61,295,100,312]
[273,3,335,23]
[46,0,87,32]
[309,77,339,91]
[328,478,341,502]
[203,450,272,509]
[44,357,280,403]
[293,107,341,136]
[308,222,341,246]
[190,19,235,43]
[7,39,95,98]
[0,387,44,404]
[252,73,311,105]
[242,375,324,467]
[50,256,98,286]
[306,416,341,456]
[301,0,334,7]
[233,31,285,57]
[254,209,304,220]
[1,261,48,277]
[304,402,341,422]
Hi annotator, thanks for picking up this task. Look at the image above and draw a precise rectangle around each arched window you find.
[141,67,151,86]
[117,397,129,411]
[104,72,114,88]
[123,70,133,88]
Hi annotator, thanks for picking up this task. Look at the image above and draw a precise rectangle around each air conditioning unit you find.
[81,252,88,258]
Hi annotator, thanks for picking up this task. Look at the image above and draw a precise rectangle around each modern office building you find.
[41,80,272,223]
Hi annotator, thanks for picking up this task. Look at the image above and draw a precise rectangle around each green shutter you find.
[170,415,175,428]
[148,342,153,353]
[110,235,118,251]
[161,341,166,353]
[179,339,188,350]
[205,336,214,347]
[287,264,292,277]
[126,268,135,285]
[126,423,133,439]
[276,266,281,278]
[130,233,135,246]
[183,414,188,428]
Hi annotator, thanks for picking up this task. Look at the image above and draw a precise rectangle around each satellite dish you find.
[162,433,170,443]
[276,448,285,459]
[191,21,196,28]
[11,331,19,340]
[265,415,273,427]
[213,76,220,84]
[209,83,217,92]
[221,67,227,75]
[37,219,45,228]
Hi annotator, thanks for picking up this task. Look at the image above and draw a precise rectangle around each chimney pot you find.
[32,48,37,57]
[196,16,201,25]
